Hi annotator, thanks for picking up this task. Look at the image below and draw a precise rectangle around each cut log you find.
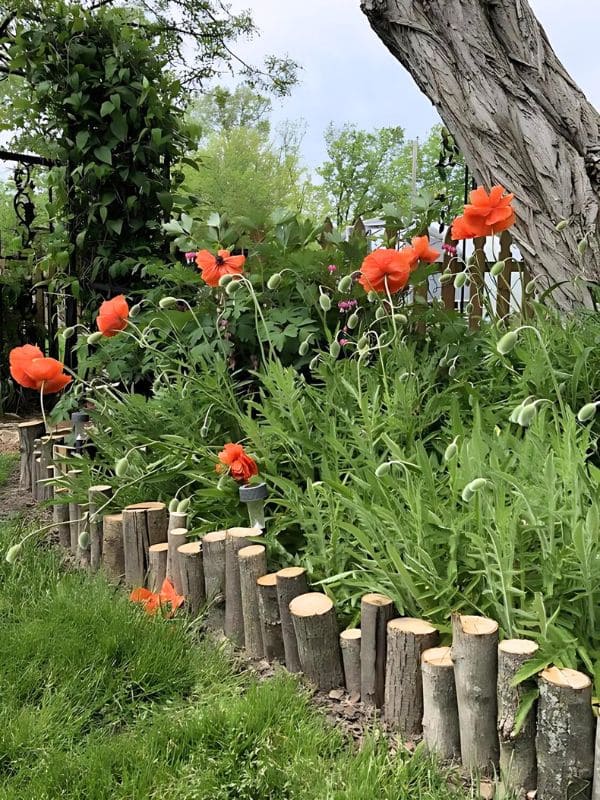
[238,544,267,659]
[53,487,71,548]
[276,566,309,673]
[68,500,82,555]
[591,718,600,800]
[88,485,113,572]
[40,435,62,501]
[421,646,461,761]
[53,444,75,475]
[225,527,263,647]
[166,510,188,582]
[165,528,187,592]
[148,542,169,592]
[31,446,41,501]
[177,541,205,617]
[384,617,439,738]
[77,504,90,567]
[451,614,499,774]
[340,629,361,697]
[537,666,595,800]
[202,530,227,631]
[497,639,539,796]
[18,420,45,491]
[102,513,125,582]
[290,592,343,690]
[360,593,395,708]
[257,573,285,662]
[122,502,168,586]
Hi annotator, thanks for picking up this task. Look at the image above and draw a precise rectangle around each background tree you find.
[361,0,600,303]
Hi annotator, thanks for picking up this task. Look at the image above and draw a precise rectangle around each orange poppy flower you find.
[130,578,184,616]
[464,185,515,230]
[97,295,129,337]
[196,249,245,287]
[217,442,258,483]
[9,345,72,394]
[451,214,490,241]
[358,248,412,295]
[405,236,441,271]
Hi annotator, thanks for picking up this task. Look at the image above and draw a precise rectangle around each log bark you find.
[39,434,63,501]
[177,541,205,617]
[276,566,309,673]
[384,617,439,739]
[360,593,395,709]
[18,420,45,491]
[165,528,187,592]
[102,513,125,582]
[225,527,263,647]
[257,573,285,662]
[451,614,499,774]
[88,485,113,573]
[202,529,227,631]
[53,487,71,548]
[238,544,267,659]
[77,505,90,567]
[68,500,82,556]
[166,511,188,582]
[122,502,168,587]
[421,646,461,761]
[148,542,169,592]
[497,638,539,796]
[537,666,595,800]
[591,718,600,800]
[290,592,343,690]
[340,629,361,697]
[31,446,41,501]
[360,0,600,304]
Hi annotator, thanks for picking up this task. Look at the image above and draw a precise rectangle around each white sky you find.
[226,0,600,168]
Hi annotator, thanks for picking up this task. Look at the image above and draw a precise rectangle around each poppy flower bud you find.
[177,498,191,513]
[555,219,569,232]
[299,339,310,356]
[200,425,209,438]
[440,272,454,285]
[393,314,407,324]
[218,274,234,287]
[78,530,90,550]
[130,303,142,317]
[448,364,456,377]
[444,438,458,462]
[525,280,536,295]
[375,462,391,478]
[267,273,282,290]
[337,275,353,293]
[497,330,519,355]
[517,403,537,427]
[62,326,75,339]
[367,291,378,303]
[490,260,505,277]
[168,498,178,513]
[461,485,474,502]
[347,312,359,329]
[159,296,178,309]
[329,341,340,359]
[115,456,129,477]
[465,302,473,314]
[375,306,386,320]
[309,355,320,371]
[467,477,487,492]
[509,403,523,424]
[577,238,587,255]
[577,402,598,423]
[5,543,21,563]
[454,271,467,289]
[357,335,369,351]
[87,331,104,345]
[225,279,242,296]
[319,294,332,312]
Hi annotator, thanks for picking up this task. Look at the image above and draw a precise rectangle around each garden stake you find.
[238,544,267,659]
[384,617,439,738]
[148,543,169,592]
[202,530,227,631]
[53,486,71,548]
[88,485,113,572]
[166,510,188,587]
[101,513,125,583]
[339,629,361,697]
[17,419,45,491]
[225,527,263,647]
[257,573,285,662]
[177,541,205,617]
[122,502,168,586]
[276,566,309,673]
[290,592,344,691]
[360,593,395,708]
[421,646,461,761]
[497,639,539,796]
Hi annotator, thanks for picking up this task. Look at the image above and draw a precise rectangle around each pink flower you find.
[442,243,458,256]
[327,264,337,273]
[339,338,349,346]
[185,251,197,264]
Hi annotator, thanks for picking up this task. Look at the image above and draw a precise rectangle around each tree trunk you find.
[360,0,600,303]
[18,420,45,491]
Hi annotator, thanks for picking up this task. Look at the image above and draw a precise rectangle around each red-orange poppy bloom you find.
[358,248,412,295]
[410,236,440,266]
[217,442,258,483]
[452,185,516,240]
[196,249,245,288]
[97,295,129,337]
[9,345,72,394]
[130,578,184,616]
[451,214,489,241]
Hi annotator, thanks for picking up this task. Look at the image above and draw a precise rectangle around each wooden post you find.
[122,502,168,586]
[257,573,285,662]
[166,510,188,583]
[77,505,90,567]
[276,566,309,672]
[497,638,539,796]
[360,593,395,709]
[537,666,595,800]
[69,500,82,555]
[496,230,514,320]
[177,541,205,617]
[202,530,226,631]
[290,592,343,690]
[225,527,263,647]
[53,487,71,548]
[384,617,439,738]
[32,443,41,501]
[451,614,499,774]
[166,528,187,592]
[148,542,169,592]
[88,485,113,572]
[340,629,361,697]
[238,544,267,659]
[421,646,461,761]
[18,420,45,490]
[102,513,125,582]
[591,718,600,800]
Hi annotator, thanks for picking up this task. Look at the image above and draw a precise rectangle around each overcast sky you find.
[226,0,600,168]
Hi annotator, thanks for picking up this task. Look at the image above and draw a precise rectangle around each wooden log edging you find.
[290,592,344,690]
[177,541,205,617]
[88,485,113,572]
[340,629,361,698]
[276,566,308,673]
[225,527,263,647]
[421,646,461,761]
[18,420,45,491]
[239,544,267,659]
[122,501,168,587]
[257,573,285,662]
[202,530,226,631]
[360,593,394,709]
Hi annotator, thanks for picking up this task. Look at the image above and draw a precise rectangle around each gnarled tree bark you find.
[360,0,600,304]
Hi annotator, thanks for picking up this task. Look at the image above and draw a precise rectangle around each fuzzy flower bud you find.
[497,330,519,355]
[168,498,178,513]
[578,238,588,255]
[375,462,391,478]
[393,314,407,324]
[440,272,454,285]
[467,477,488,492]
[329,341,340,359]
[159,296,178,309]
[525,280,537,295]
[200,425,209,438]
[5,543,21,564]
[444,438,458,462]
[319,293,332,312]
[177,498,191,513]
[375,306,386,320]
[517,403,537,427]
[299,339,310,357]
[367,291,378,303]
[490,260,505,277]
[62,326,75,339]
[347,312,359,329]
[309,355,320,371]
[87,331,104,345]
[555,219,569,232]
[129,303,142,318]
[461,485,474,502]
[78,530,90,550]
[337,275,353,293]
[357,335,369,351]
[454,271,467,289]
[267,273,282,290]
[577,402,598,423]
[219,274,235,287]
[225,279,242,296]
[115,456,129,477]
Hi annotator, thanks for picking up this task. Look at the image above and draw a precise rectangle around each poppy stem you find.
[39,384,48,434]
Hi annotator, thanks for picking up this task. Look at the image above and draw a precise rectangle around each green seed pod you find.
[299,339,310,356]
[337,275,353,293]
[375,306,386,320]
[225,279,242,296]
[168,498,178,513]
[78,530,90,550]
[465,302,473,314]
[129,303,142,318]
[448,364,456,377]
[444,439,458,462]
[467,477,487,492]
[555,219,569,232]
[115,456,129,478]
[497,330,519,355]
[347,312,359,329]
[461,485,474,502]
[159,296,178,309]
[578,238,588,255]
[319,294,332,312]
[5,543,21,564]
[490,260,505,277]
[517,403,537,427]
[440,272,454,285]
[267,272,282,290]
[177,498,191,513]
[454,271,467,289]
[200,425,209,438]
[357,335,369,350]
[392,314,407,324]
[62,326,75,339]
[87,331,104,345]
[577,402,598,423]
[375,462,391,478]
[367,291,379,303]
[329,341,340,359]
[509,403,523,424]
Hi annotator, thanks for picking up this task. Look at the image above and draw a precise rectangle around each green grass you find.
[0,472,465,799]
[0,453,17,487]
